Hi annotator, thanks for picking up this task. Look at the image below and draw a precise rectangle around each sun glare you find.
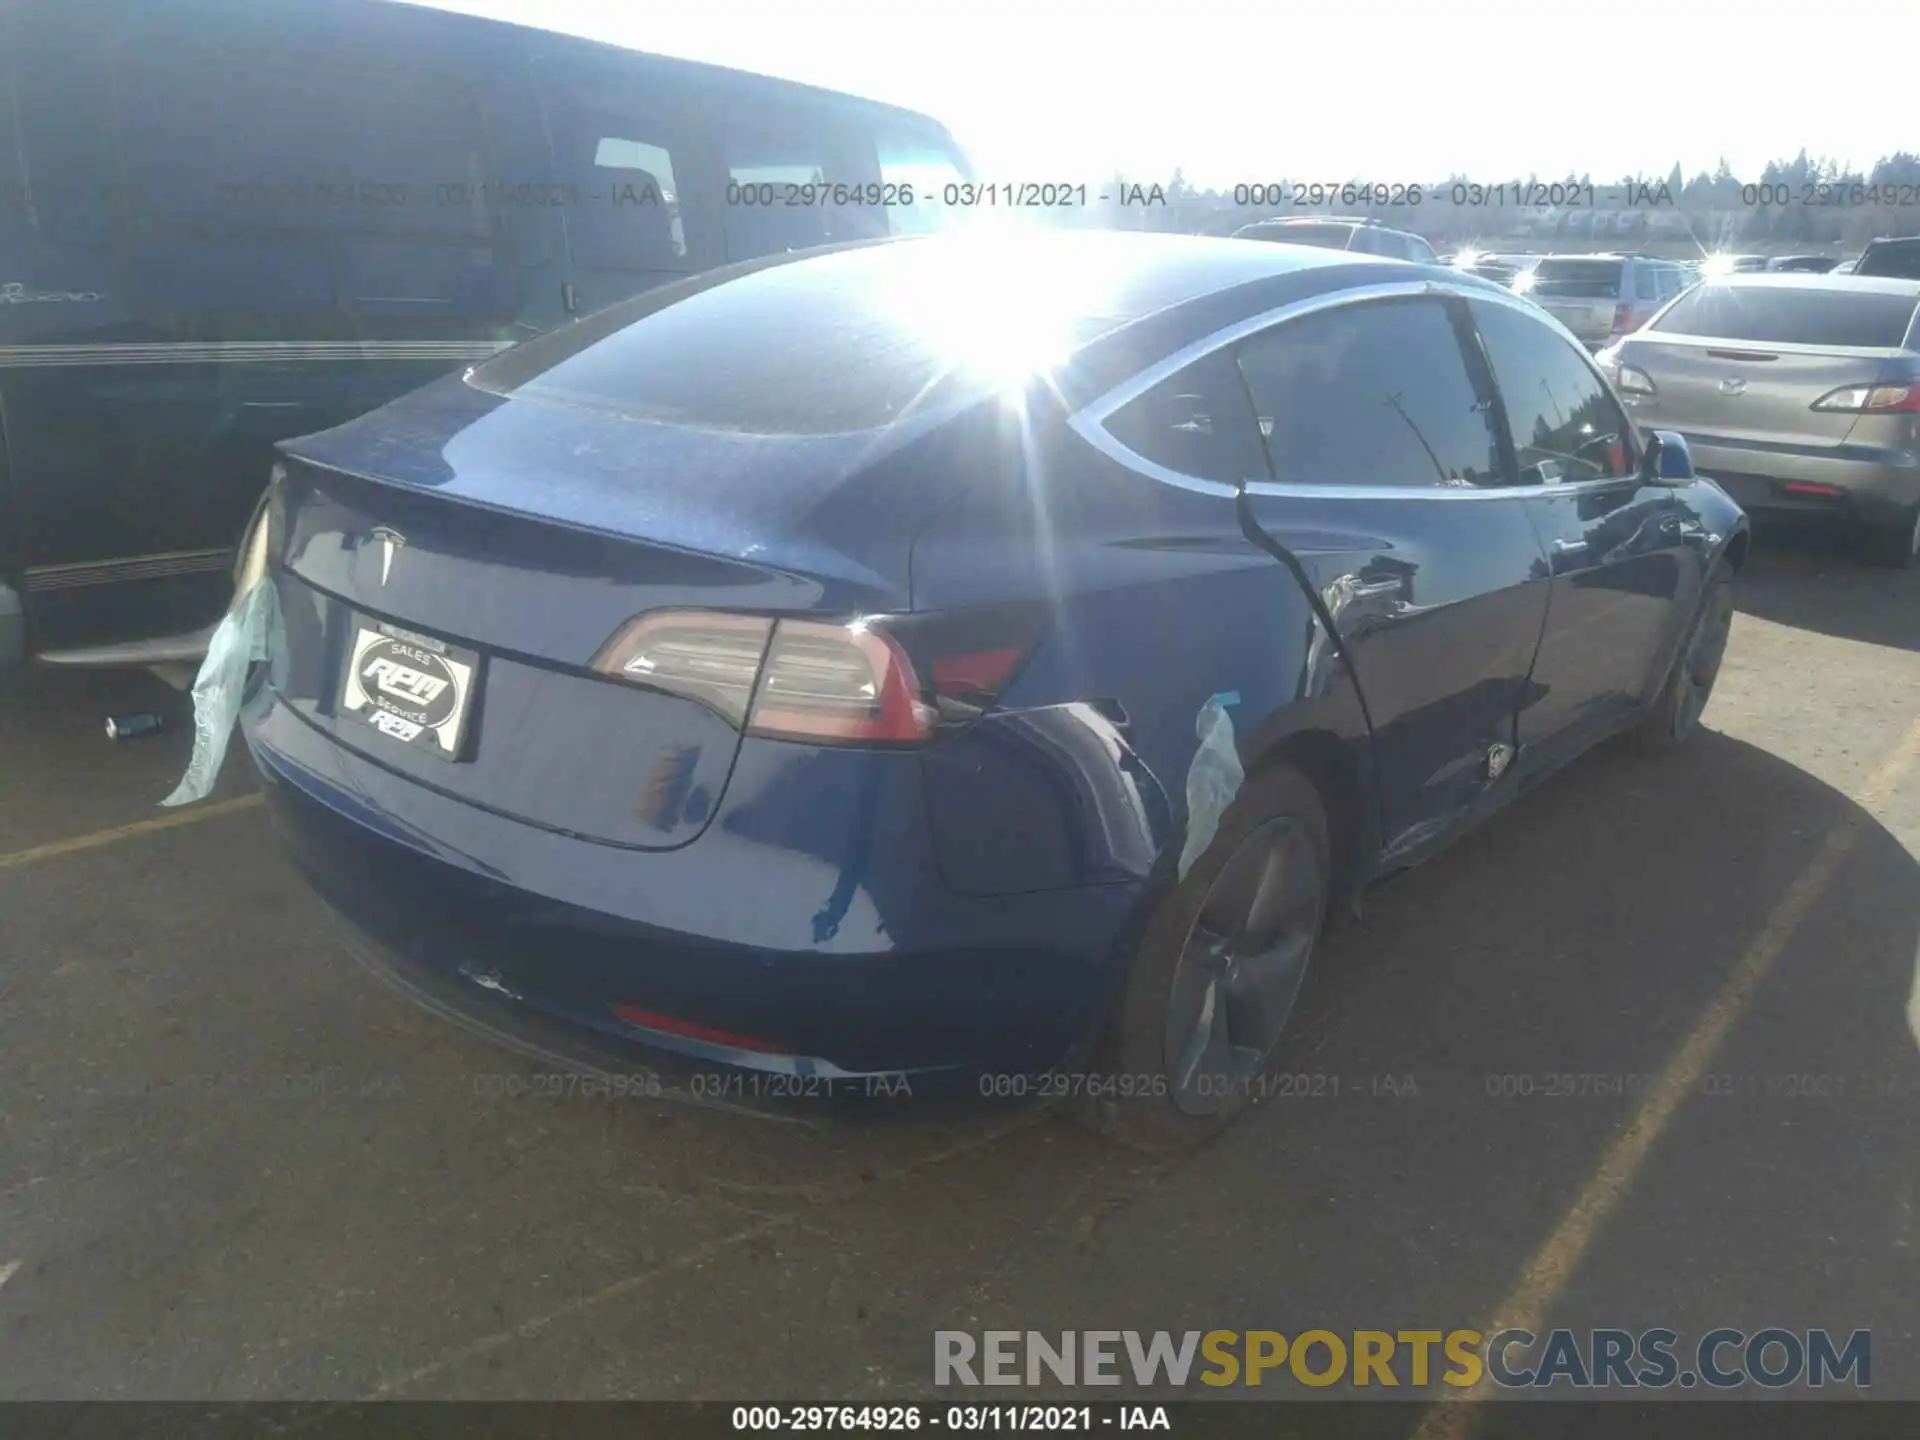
[880,230,1092,390]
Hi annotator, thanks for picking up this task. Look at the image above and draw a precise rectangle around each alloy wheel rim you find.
[1162,816,1323,1117]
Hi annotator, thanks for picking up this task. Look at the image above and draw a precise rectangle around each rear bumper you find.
[245,694,1137,1084]
[1679,432,1920,528]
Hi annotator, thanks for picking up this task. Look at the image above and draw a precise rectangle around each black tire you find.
[1861,505,1920,570]
[1077,762,1332,1153]
[1630,566,1734,754]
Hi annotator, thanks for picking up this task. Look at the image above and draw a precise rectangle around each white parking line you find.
[0,794,261,872]
[0,1259,20,1291]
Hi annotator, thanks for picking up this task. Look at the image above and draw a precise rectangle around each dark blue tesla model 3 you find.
[241,230,1747,1145]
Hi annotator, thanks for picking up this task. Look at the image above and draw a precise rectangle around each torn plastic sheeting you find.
[160,577,282,808]
[1176,691,1243,882]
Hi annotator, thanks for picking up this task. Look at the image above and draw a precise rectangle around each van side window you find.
[561,122,689,271]
[877,131,967,236]
[720,116,886,261]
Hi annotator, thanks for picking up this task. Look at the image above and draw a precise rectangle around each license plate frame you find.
[338,618,481,761]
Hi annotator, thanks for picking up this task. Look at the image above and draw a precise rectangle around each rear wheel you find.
[1080,763,1331,1152]
[1861,504,1920,570]
[1630,566,1733,754]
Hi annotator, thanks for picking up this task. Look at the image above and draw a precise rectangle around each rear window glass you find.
[1652,285,1919,347]
[1528,259,1624,299]
[1856,240,1920,280]
[468,240,1153,435]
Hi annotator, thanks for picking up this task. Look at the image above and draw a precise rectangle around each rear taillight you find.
[590,606,1043,746]
[1611,303,1640,334]
[590,611,775,728]
[748,620,933,744]
[1810,383,1920,414]
[1616,364,1656,395]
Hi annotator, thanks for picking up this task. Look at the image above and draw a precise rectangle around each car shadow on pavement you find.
[1732,522,1919,653]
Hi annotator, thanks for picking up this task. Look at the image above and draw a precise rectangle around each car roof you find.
[1703,272,1920,297]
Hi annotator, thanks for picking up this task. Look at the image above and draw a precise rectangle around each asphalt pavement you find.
[1,526,1916,1411]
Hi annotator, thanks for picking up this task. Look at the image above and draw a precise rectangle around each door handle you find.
[1552,539,1589,554]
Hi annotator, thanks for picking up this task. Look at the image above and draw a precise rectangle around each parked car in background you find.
[1598,274,1920,567]
[240,230,1744,1146]
[1449,251,1541,288]
[1854,237,1920,280]
[0,0,972,679]
[1833,260,1859,274]
[1518,254,1692,349]
[1767,255,1842,274]
[1232,215,1440,264]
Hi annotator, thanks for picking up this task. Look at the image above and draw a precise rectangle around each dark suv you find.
[1232,215,1440,265]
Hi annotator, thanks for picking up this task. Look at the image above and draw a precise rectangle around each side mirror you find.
[1640,429,1695,485]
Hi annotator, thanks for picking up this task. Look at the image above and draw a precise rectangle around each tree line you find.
[1065,151,1920,249]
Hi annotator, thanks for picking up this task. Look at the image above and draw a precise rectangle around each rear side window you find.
[1471,300,1634,485]
[1530,258,1625,299]
[1401,233,1440,265]
[1652,284,1919,347]
[1235,298,1502,489]
[1102,350,1269,484]
[877,128,969,237]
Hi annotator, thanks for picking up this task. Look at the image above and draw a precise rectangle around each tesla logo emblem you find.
[1718,377,1748,395]
[368,526,406,585]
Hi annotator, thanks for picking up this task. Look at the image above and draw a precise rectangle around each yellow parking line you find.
[0,793,263,872]
[1416,713,1920,1440]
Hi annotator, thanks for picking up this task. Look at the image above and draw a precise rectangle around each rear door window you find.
[1651,285,1920,347]
[1235,298,1503,489]
[1471,299,1635,485]
[1529,258,1626,299]
[1101,350,1269,485]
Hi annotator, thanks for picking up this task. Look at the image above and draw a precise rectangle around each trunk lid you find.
[269,374,956,848]
[1615,334,1901,446]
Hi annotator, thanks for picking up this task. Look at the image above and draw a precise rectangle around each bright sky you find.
[406,0,1914,186]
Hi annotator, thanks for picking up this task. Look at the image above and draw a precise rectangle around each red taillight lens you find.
[1810,383,1920,414]
[1612,304,1638,334]
[746,620,933,744]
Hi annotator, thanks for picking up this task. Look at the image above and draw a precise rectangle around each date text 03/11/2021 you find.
[730,1406,1171,1432]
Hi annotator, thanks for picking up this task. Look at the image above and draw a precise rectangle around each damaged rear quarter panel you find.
[911,420,1366,896]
